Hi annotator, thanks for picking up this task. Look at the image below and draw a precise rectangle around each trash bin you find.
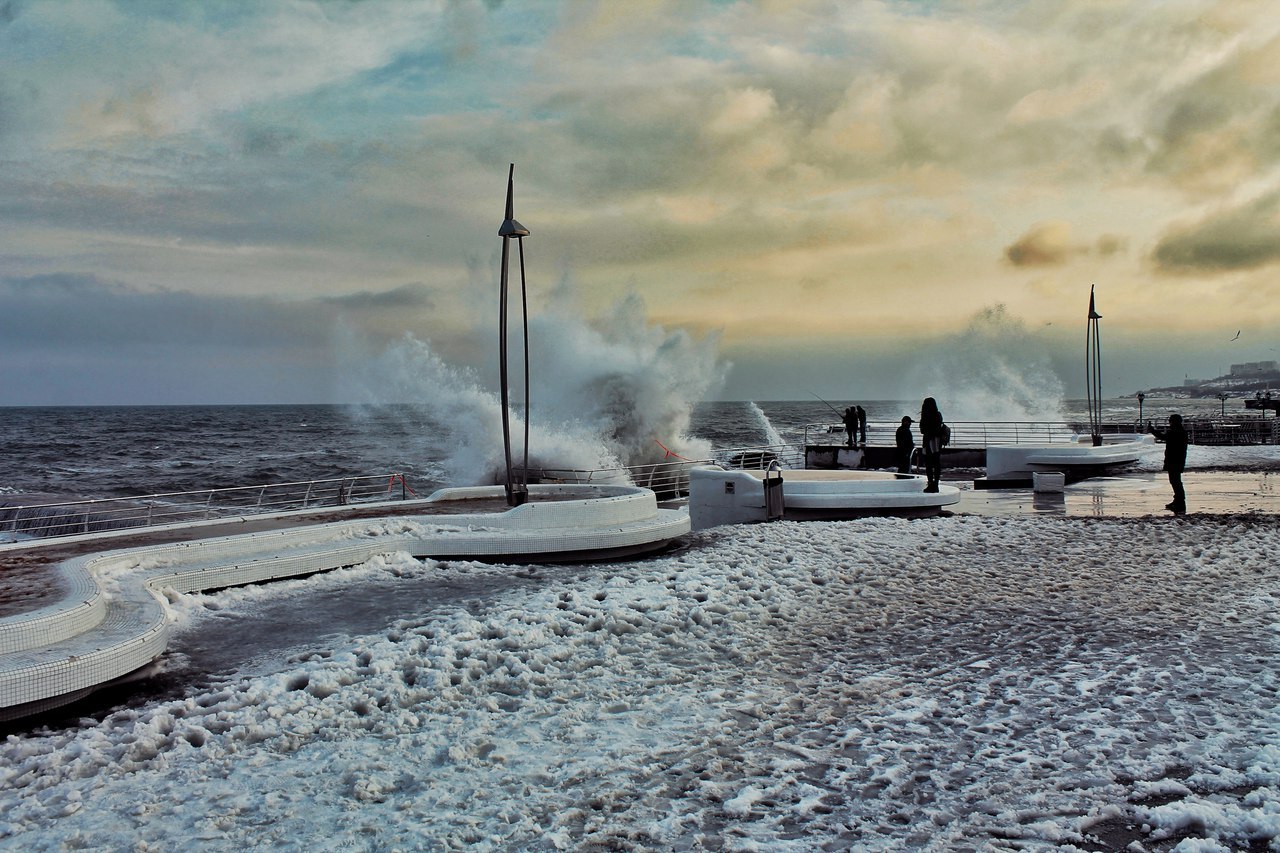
[763,464,785,521]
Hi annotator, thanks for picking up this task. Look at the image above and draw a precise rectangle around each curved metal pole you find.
[519,236,530,487]
[1086,285,1103,446]
[1084,304,1091,435]
[1093,316,1103,442]
[499,226,514,501]
[497,163,530,506]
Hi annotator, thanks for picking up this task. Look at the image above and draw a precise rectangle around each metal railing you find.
[1177,417,1278,446]
[805,420,1097,449]
[810,416,1276,448]
[522,443,806,498]
[1,473,413,543]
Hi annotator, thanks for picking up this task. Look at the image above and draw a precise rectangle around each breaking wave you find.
[346,286,727,486]
[899,304,1066,423]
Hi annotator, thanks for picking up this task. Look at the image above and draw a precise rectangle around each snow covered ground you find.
[1133,443,1280,473]
[3,503,1280,850]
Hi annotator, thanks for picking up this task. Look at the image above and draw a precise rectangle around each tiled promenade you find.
[0,486,690,721]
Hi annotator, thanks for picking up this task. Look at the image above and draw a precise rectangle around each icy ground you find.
[1133,443,1280,473]
[2,511,1280,851]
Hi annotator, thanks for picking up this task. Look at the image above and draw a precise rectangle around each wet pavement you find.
[952,470,1279,518]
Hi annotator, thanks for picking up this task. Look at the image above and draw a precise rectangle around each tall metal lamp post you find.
[1137,391,1145,428]
[497,164,531,506]
[1085,285,1103,446]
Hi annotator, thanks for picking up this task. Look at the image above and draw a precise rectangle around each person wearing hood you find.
[895,416,915,474]
[1163,413,1188,513]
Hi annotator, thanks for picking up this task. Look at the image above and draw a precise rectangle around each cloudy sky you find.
[2,0,1279,406]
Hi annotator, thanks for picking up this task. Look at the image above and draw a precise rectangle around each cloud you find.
[1096,233,1127,257]
[1005,222,1074,267]
[1004,222,1130,268]
[1140,31,1280,194]
[2,1,1280,403]
[1152,190,1280,272]
[0,271,129,295]
[0,273,433,349]
[324,283,434,310]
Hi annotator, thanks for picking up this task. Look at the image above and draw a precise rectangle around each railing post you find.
[303,482,314,507]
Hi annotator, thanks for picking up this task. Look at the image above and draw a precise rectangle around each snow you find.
[1133,443,1280,473]
[2,510,1279,850]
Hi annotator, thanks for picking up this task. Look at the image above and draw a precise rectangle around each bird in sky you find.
[1230,330,1241,341]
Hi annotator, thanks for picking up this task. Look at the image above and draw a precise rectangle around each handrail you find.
[521,443,806,497]
[4,473,398,512]
[803,420,1109,449]
[1,473,410,544]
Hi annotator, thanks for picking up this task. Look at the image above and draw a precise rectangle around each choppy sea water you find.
[0,398,1230,503]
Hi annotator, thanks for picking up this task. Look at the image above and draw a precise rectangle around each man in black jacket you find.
[1163,413,1188,513]
[842,406,858,448]
[895,416,915,474]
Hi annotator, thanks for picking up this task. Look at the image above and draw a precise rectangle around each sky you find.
[2,0,1280,406]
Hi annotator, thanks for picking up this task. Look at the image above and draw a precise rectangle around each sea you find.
[0,397,1232,504]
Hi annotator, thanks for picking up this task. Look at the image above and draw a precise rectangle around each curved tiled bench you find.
[0,484,689,720]
[0,556,106,654]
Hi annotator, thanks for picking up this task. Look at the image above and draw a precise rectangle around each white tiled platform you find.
[0,485,689,720]
[689,466,961,529]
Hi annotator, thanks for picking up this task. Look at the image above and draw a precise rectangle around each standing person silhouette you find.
[1163,413,1188,513]
[842,406,858,448]
[895,416,915,474]
[918,397,945,492]
[856,405,868,448]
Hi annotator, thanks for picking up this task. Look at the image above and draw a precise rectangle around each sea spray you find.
[899,305,1066,423]
[527,290,725,469]
[747,402,786,447]
[346,288,726,485]
[352,335,515,486]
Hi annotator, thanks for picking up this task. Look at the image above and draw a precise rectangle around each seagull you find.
[1230,330,1241,341]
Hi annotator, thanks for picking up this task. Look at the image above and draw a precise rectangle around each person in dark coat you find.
[895,416,915,474]
[918,397,945,492]
[841,406,858,448]
[856,405,868,447]
[1163,413,1188,513]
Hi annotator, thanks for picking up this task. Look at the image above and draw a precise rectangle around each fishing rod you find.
[809,391,845,418]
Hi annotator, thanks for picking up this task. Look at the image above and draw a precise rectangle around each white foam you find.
[747,401,786,447]
[901,304,1068,423]
[344,286,725,483]
[3,513,1279,848]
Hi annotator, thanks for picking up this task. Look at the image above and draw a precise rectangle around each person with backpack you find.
[918,397,946,492]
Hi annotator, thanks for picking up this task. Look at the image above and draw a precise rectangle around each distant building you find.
[1230,361,1278,375]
